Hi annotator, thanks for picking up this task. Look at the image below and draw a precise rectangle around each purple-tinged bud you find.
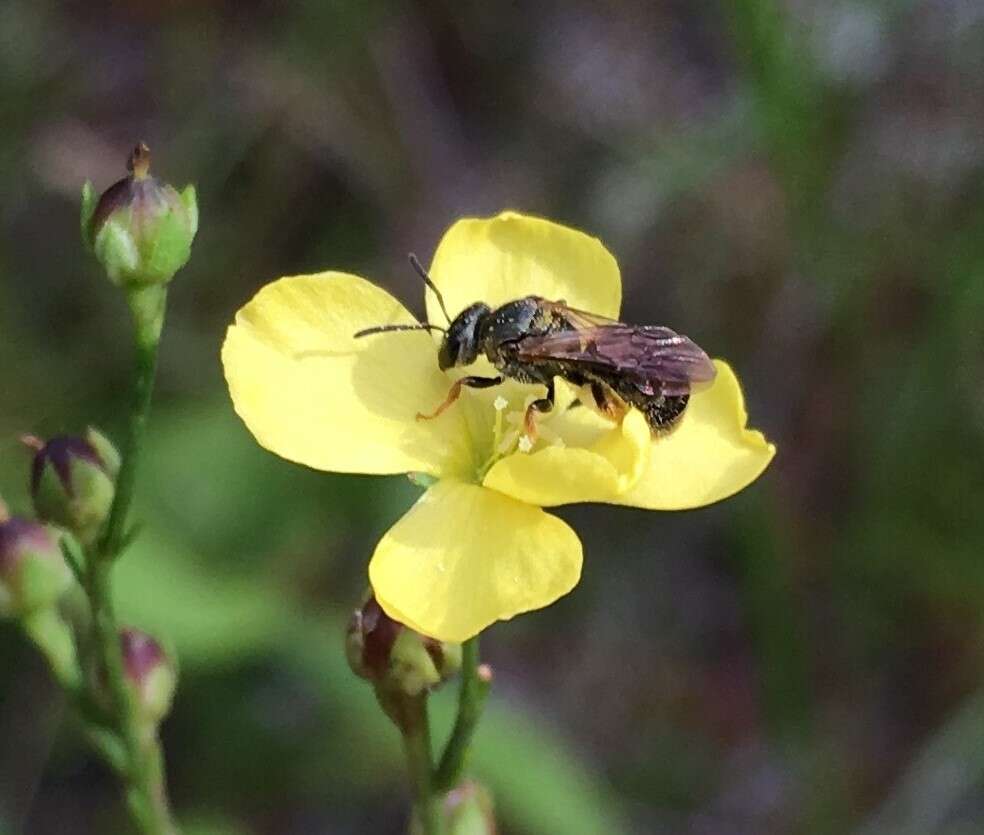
[27,428,118,546]
[120,628,177,725]
[81,143,198,288]
[347,595,462,697]
[0,516,71,618]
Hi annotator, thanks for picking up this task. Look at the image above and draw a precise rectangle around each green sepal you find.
[86,427,121,479]
[181,184,199,237]
[93,217,140,286]
[80,181,97,251]
[137,198,194,285]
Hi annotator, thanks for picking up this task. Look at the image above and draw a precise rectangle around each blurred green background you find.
[2,1,984,833]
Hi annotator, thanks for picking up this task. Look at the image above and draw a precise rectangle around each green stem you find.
[21,607,81,693]
[400,695,441,835]
[126,730,175,835]
[435,637,490,792]
[87,560,176,834]
[84,286,178,834]
[81,723,129,774]
[98,286,165,558]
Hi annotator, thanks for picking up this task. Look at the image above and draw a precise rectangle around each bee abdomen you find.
[609,378,690,434]
[641,394,689,433]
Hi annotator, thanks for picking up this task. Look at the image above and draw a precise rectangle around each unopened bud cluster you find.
[5,428,178,725]
[0,427,121,619]
[5,144,192,822]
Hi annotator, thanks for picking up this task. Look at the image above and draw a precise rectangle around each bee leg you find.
[416,375,504,421]
[590,382,628,422]
[523,379,555,440]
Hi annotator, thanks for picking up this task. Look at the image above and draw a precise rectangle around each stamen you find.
[476,394,509,479]
[476,388,565,478]
[496,428,521,456]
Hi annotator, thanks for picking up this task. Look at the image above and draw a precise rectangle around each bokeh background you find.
[2,1,983,833]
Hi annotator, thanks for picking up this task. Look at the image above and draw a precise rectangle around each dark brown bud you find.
[346,595,462,696]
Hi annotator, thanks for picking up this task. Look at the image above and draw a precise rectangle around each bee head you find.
[439,302,491,370]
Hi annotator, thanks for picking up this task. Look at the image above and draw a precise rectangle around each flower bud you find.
[0,516,72,618]
[81,143,198,288]
[441,782,497,835]
[347,596,462,697]
[120,628,177,726]
[28,428,119,546]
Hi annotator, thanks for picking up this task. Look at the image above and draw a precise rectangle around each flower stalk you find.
[346,598,495,833]
[98,291,165,557]
[20,606,81,693]
[86,559,176,834]
[400,695,441,835]
[405,635,493,833]
[391,647,493,835]
[81,294,178,835]
[3,143,195,834]
[82,137,185,828]
[435,637,491,792]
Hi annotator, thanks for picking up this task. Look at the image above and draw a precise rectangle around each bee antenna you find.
[408,253,452,325]
[354,323,447,339]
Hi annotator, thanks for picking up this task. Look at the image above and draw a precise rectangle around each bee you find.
[355,255,716,437]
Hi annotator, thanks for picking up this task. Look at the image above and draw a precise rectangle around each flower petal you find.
[614,361,776,510]
[222,273,473,477]
[426,212,622,324]
[482,408,651,506]
[369,480,583,641]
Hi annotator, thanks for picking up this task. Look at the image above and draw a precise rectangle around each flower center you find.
[474,390,570,481]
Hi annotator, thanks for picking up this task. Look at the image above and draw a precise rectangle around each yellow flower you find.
[222,212,775,642]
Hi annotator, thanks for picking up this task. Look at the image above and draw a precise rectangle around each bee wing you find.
[538,299,619,328]
[517,324,716,396]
